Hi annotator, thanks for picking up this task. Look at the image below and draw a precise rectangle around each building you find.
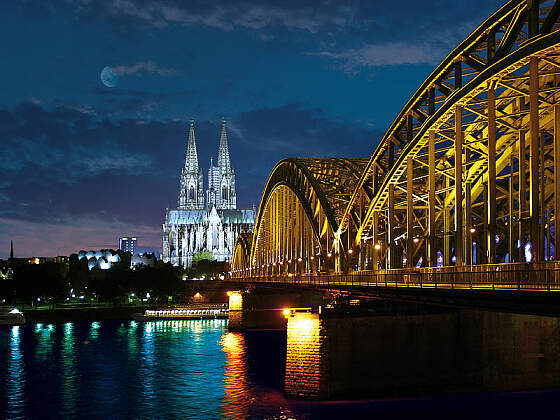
[163,117,255,268]
[78,249,121,270]
[119,237,137,254]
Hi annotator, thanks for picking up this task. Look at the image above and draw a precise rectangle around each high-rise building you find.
[119,237,137,254]
[163,117,254,268]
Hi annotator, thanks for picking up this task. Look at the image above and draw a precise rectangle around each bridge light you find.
[348,249,353,254]
[470,227,476,233]
[327,252,332,258]
[374,243,381,250]
[413,237,420,244]
[288,259,292,263]
[310,256,314,260]
[283,309,292,318]
[297,257,302,262]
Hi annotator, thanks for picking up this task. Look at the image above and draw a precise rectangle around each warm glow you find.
[228,292,242,311]
[297,257,302,262]
[413,237,420,243]
[327,252,332,258]
[283,309,292,317]
[285,312,322,398]
[374,243,381,250]
[470,227,476,233]
[194,292,202,298]
[348,249,353,254]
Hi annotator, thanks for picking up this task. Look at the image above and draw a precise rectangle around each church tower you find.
[178,118,204,209]
[216,117,236,209]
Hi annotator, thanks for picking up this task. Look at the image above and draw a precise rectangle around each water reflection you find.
[139,321,156,411]
[220,332,251,418]
[61,322,77,417]
[7,326,24,418]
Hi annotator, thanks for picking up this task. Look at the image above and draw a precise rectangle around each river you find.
[1,319,560,419]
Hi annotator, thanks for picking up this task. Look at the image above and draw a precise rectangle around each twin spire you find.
[185,117,232,173]
[180,117,236,210]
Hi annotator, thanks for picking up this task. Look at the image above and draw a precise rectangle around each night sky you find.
[1,0,504,257]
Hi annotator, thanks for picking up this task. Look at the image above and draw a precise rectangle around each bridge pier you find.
[227,287,325,331]
[284,305,560,400]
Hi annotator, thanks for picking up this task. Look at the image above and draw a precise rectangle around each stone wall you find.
[284,308,560,400]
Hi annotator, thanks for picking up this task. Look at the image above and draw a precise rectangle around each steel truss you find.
[232,0,560,276]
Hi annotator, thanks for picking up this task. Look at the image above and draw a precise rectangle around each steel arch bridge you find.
[232,0,560,289]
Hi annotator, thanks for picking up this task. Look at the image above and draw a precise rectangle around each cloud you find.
[58,0,354,33]
[113,60,177,76]
[308,42,445,73]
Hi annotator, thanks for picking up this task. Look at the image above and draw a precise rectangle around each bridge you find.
[230,0,560,294]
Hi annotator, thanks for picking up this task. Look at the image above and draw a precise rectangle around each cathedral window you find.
[189,186,195,200]
[222,186,228,201]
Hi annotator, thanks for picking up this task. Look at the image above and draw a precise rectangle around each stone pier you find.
[284,307,560,400]
[227,287,325,331]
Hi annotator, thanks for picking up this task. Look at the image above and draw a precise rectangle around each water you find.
[2,319,560,419]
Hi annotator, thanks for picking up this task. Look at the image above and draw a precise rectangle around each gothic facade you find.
[163,118,255,268]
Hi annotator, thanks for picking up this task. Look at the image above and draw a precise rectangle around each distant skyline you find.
[1,0,504,258]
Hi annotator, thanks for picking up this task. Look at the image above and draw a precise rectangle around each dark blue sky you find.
[0,0,503,257]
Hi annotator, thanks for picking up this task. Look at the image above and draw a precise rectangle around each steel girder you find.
[232,232,253,272]
[231,0,560,275]
[247,158,369,271]
[338,0,560,269]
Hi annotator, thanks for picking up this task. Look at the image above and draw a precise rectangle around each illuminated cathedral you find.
[163,118,255,268]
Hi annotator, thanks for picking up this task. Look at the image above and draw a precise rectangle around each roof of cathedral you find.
[217,117,231,172]
[167,208,255,225]
[184,118,200,173]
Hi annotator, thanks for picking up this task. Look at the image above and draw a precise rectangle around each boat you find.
[132,303,228,321]
[0,308,26,325]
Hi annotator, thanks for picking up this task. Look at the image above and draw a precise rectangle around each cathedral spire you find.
[217,117,231,172]
[178,117,204,210]
[185,117,199,172]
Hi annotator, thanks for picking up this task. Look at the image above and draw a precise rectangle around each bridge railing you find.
[229,262,560,292]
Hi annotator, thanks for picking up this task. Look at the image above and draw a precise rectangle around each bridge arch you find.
[232,158,369,275]
[338,0,560,270]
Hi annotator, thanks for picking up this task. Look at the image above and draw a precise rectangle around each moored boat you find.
[0,308,25,325]
[132,303,228,321]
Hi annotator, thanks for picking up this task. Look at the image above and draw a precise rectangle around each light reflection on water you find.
[6,326,24,418]
[2,319,560,419]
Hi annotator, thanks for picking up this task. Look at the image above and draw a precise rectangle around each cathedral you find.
[163,118,255,268]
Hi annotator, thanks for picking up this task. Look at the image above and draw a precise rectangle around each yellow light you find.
[310,256,314,260]
[413,237,420,243]
[194,292,202,298]
[227,291,233,296]
[348,249,353,254]
[283,309,291,317]
[229,292,242,310]
[374,243,381,250]
[327,252,332,258]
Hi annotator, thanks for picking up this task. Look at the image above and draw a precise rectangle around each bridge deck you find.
[230,262,560,293]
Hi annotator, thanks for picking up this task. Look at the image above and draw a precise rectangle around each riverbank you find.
[22,306,154,323]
